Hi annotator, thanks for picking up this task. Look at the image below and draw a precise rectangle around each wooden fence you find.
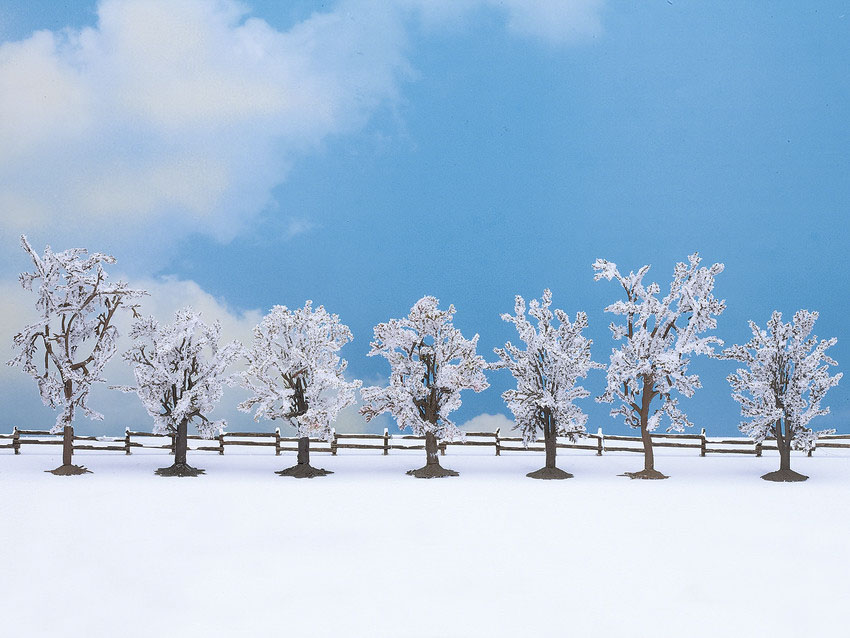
[2,427,849,457]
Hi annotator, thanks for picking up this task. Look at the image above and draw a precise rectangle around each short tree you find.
[492,289,602,479]
[723,310,842,482]
[360,296,489,478]
[594,253,725,479]
[115,308,242,476]
[8,235,145,475]
[237,302,361,478]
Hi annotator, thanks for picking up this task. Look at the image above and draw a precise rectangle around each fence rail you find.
[3,426,850,458]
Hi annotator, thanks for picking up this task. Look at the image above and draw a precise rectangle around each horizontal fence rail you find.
[3,427,850,458]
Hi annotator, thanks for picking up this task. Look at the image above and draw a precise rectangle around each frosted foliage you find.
[493,290,602,445]
[236,302,361,440]
[593,253,725,432]
[115,308,242,438]
[7,235,146,433]
[723,311,842,451]
[360,296,489,440]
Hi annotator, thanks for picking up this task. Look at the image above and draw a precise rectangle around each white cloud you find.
[0,0,411,257]
[0,0,603,264]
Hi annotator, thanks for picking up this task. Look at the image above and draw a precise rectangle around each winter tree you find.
[360,296,489,478]
[7,235,146,475]
[237,302,361,478]
[492,290,602,479]
[723,310,842,482]
[594,253,725,479]
[114,308,242,476]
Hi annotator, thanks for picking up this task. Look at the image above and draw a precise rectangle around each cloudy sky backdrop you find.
[1,0,848,437]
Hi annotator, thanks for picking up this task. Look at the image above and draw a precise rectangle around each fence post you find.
[218,430,225,455]
[331,429,338,456]
[383,428,389,456]
[755,441,762,457]
[170,432,176,455]
[596,427,603,456]
[700,428,706,457]
[495,428,500,456]
[125,428,131,455]
[13,426,20,455]
[275,428,281,456]
[439,440,446,456]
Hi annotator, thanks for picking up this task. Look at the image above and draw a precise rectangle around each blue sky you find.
[1,0,848,437]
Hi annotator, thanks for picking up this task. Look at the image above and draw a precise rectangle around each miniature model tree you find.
[360,296,489,478]
[492,290,602,479]
[594,253,725,479]
[115,308,242,476]
[723,310,842,482]
[237,302,361,478]
[8,235,146,475]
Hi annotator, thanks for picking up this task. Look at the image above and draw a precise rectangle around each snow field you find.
[1,449,848,638]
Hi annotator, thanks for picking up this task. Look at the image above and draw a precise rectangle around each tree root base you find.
[406,464,459,478]
[527,467,573,480]
[155,463,205,477]
[761,469,808,482]
[47,464,91,476]
[276,464,333,479]
[622,468,669,480]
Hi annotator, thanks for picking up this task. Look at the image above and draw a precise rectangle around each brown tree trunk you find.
[155,418,204,476]
[526,413,573,480]
[62,425,74,466]
[425,431,440,466]
[47,381,90,475]
[407,430,458,478]
[544,422,556,470]
[623,376,667,479]
[277,434,332,478]
[174,418,188,466]
[297,436,310,465]
[762,419,807,482]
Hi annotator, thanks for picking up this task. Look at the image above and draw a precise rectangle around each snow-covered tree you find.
[594,253,725,479]
[360,296,489,478]
[7,235,146,475]
[114,308,242,476]
[492,290,602,479]
[723,310,842,482]
[237,302,361,478]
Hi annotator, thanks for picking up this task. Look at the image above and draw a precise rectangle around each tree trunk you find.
[761,419,807,482]
[46,380,90,475]
[155,418,204,476]
[544,422,556,470]
[425,431,439,466]
[406,430,459,478]
[526,414,573,480]
[62,425,74,466]
[622,376,667,479]
[276,435,332,478]
[297,436,310,465]
[175,418,188,466]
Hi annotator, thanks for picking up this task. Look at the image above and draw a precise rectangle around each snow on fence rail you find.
[3,427,850,457]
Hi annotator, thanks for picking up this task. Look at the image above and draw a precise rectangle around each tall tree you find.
[115,308,242,476]
[723,310,842,482]
[594,253,725,479]
[8,235,145,475]
[360,296,489,478]
[237,302,361,478]
[492,290,602,479]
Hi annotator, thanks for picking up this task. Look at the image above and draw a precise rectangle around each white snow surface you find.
[1,448,848,638]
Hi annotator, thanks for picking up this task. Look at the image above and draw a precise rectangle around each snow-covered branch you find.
[360,296,489,441]
[236,301,361,440]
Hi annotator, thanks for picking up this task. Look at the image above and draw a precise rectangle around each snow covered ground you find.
[1,448,848,638]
